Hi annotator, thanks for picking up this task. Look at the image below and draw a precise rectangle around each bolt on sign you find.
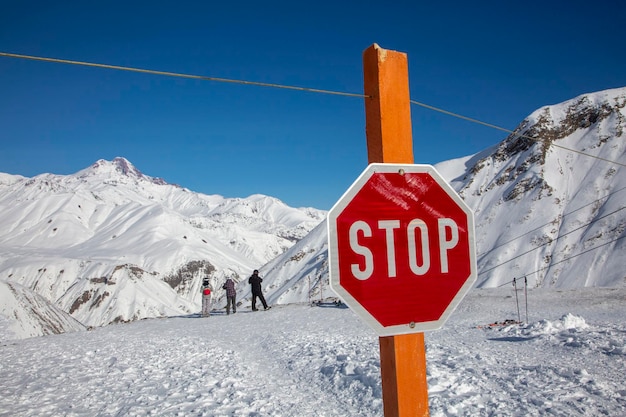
[328,163,477,336]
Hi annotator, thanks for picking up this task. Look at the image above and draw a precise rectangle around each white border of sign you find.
[327,163,477,336]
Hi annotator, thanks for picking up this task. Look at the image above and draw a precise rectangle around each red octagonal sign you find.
[328,163,477,336]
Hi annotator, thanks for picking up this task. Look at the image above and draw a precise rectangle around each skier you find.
[201,278,212,317]
[248,270,270,311]
[222,277,237,315]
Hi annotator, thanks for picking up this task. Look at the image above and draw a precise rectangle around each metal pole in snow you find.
[513,277,521,323]
[524,276,529,323]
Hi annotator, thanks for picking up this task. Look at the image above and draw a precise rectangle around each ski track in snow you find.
[1,289,625,416]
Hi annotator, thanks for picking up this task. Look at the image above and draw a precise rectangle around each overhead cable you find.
[497,233,626,287]
[481,205,625,275]
[2,51,625,168]
[410,99,626,168]
[0,52,367,99]
[478,185,626,258]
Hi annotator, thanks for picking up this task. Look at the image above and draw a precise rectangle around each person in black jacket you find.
[248,269,270,311]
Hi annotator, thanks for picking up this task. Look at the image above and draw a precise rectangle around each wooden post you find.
[363,43,430,417]
[363,43,414,165]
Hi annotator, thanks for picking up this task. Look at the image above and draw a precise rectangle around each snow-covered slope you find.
[0,158,325,338]
[2,288,624,416]
[443,87,626,288]
[238,220,331,307]
[0,280,86,339]
[253,87,626,307]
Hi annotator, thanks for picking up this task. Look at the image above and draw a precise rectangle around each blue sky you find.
[2,1,626,209]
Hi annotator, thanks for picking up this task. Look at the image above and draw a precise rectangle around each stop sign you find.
[328,163,477,336]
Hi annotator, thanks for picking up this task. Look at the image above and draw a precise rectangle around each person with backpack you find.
[222,277,237,315]
[201,278,212,317]
[248,269,270,311]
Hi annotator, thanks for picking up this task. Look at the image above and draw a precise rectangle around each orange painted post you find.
[363,43,430,417]
[363,43,414,165]
[379,333,429,416]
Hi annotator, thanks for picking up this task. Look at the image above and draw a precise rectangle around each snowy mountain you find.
[0,158,325,338]
[258,87,626,305]
[2,87,625,340]
[444,86,626,288]
[0,280,86,338]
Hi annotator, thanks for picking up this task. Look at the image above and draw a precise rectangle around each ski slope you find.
[1,288,624,416]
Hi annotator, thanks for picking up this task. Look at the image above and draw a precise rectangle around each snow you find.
[1,288,624,416]
[1,88,626,415]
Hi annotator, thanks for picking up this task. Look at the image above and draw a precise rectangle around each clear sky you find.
[2,1,626,210]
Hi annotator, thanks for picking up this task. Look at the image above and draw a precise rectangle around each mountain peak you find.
[90,157,143,178]
[79,157,168,186]
[112,157,141,176]
[470,87,626,179]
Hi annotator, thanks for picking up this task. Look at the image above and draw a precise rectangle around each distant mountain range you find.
[0,158,325,338]
[1,87,624,339]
